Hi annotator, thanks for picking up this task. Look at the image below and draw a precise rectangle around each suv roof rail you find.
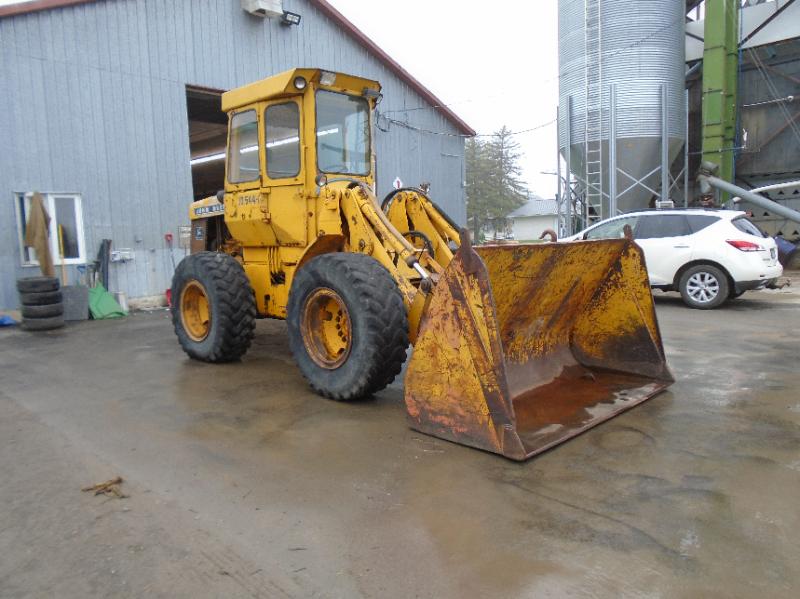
[635,207,732,213]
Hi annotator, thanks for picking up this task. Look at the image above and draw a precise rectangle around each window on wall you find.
[14,192,86,266]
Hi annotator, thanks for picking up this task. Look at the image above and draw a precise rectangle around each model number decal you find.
[194,204,224,216]
[238,194,260,206]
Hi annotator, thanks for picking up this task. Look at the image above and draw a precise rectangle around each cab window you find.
[584,216,638,240]
[227,110,260,183]
[265,102,300,179]
[635,215,691,239]
[316,90,370,175]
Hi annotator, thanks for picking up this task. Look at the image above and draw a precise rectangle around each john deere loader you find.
[172,68,673,460]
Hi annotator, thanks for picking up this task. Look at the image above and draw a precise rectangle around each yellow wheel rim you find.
[301,288,352,369]
[180,280,211,342]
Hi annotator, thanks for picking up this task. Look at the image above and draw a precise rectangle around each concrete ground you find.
[1,286,799,598]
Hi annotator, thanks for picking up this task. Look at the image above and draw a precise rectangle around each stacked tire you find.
[17,277,65,331]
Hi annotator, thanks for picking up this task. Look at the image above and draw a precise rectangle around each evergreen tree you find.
[465,126,528,240]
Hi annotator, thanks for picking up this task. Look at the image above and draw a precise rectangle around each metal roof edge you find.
[0,0,100,18]
[0,0,476,137]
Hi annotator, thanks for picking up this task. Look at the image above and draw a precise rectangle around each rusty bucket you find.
[404,236,673,460]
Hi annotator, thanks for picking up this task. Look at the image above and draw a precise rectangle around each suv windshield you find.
[316,90,370,175]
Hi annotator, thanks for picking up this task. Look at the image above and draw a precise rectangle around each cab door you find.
[633,214,693,286]
[262,99,307,247]
[223,108,277,246]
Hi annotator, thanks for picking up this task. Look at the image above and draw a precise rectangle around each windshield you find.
[316,90,370,175]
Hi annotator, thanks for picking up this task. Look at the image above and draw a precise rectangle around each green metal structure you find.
[701,0,740,201]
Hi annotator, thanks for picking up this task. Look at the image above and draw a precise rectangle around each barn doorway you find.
[185,86,228,200]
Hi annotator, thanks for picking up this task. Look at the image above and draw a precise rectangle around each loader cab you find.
[218,68,379,248]
[221,69,379,194]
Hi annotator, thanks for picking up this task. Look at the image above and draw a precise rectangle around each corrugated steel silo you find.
[558,0,686,220]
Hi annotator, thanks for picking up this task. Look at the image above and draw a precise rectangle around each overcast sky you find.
[329,0,561,197]
[0,0,561,196]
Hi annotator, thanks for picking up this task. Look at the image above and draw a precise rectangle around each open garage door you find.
[186,87,228,201]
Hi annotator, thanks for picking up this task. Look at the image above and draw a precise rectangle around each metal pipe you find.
[684,88,690,207]
[685,60,703,84]
[661,83,669,202]
[742,95,795,108]
[609,84,617,216]
[735,179,800,196]
[699,174,800,224]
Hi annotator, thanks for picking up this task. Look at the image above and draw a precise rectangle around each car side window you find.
[584,216,638,240]
[635,215,691,239]
[732,216,766,238]
[686,214,720,233]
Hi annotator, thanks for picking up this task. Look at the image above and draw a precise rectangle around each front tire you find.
[171,252,256,362]
[287,253,409,401]
[679,264,729,309]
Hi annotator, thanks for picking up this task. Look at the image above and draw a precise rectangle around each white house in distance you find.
[507,196,559,241]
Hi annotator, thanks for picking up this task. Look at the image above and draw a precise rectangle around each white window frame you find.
[14,191,87,267]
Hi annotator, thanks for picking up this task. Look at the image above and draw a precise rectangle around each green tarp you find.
[88,285,127,319]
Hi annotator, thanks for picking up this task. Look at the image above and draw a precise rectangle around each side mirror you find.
[216,189,225,202]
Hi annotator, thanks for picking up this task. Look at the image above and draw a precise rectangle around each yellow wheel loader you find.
[172,68,673,460]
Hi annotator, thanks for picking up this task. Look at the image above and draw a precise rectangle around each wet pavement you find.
[1,288,799,597]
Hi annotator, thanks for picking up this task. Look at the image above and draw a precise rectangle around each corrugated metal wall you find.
[0,0,466,309]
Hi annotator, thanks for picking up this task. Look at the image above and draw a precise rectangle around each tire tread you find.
[287,253,409,401]
[171,252,256,362]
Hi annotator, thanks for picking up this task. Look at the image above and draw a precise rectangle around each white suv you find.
[563,209,783,309]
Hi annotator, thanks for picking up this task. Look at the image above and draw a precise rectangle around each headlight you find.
[293,76,307,90]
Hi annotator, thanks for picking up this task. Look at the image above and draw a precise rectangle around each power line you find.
[376,113,556,139]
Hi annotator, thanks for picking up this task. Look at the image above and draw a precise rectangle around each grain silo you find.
[558,0,686,228]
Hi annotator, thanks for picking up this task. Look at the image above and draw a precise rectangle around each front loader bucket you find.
[404,236,673,461]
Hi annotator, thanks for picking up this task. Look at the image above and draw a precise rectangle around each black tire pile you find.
[17,276,65,331]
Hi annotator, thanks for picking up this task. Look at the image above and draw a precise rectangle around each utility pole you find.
[701,0,739,202]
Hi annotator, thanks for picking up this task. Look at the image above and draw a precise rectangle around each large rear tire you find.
[171,252,256,362]
[287,253,409,401]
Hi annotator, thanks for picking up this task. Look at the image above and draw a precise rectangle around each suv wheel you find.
[679,265,729,309]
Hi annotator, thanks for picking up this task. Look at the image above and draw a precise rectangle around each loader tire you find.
[20,290,63,306]
[287,253,409,401]
[171,252,256,362]
[17,276,60,294]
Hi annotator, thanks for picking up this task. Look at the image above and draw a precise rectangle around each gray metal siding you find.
[0,0,466,309]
